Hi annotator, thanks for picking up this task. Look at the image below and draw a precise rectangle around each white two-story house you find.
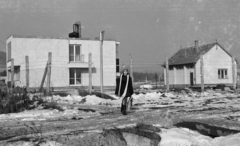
[6,35,120,89]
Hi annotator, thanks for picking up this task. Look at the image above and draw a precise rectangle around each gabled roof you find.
[165,42,228,66]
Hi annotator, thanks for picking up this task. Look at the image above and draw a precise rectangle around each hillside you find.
[0,51,6,69]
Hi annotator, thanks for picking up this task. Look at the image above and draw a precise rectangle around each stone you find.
[122,132,152,146]
[121,123,161,146]
[224,87,231,91]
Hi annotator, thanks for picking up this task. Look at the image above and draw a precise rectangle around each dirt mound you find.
[57,123,161,146]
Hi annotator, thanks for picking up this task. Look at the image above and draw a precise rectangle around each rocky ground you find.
[1,88,240,146]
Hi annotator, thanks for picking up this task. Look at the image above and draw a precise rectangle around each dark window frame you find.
[218,69,228,79]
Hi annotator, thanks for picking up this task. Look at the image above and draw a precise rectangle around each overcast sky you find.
[0,0,240,72]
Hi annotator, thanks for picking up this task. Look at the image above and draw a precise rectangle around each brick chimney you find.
[195,40,199,53]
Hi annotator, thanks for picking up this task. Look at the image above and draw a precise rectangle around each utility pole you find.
[159,74,161,89]
[46,52,52,95]
[232,57,236,91]
[100,30,104,93]
[25,56,29,92]
[11,59,14,93]
[200,54,204,92]
[88,53,92,94]
[166,57,169,92]
[129,54,134,84]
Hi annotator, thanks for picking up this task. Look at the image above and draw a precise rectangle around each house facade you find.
[163,41,237,86]
[6,35,120,88]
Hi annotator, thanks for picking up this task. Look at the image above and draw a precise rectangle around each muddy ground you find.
[1,89,240,146]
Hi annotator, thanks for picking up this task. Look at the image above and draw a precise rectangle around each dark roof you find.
[166,42,217,66]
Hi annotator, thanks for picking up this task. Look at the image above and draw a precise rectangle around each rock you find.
[202,92,210,97]
[224,87,231,91]
[216,84,226,90]
[162,92,175,98]
[121,123,161,146]
[214,92,223,97]
[206,89,215,94]
[122,132,152,146]
[65,129,127,146]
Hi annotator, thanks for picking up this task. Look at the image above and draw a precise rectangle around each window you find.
[116,44,119,58]
[116,59,120,72]
[69,69,81,85]
[69,45,82,62]
[14,66,20,81]
[8,42,11,61]
[218,69,228,79]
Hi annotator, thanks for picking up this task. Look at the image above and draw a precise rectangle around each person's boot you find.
[120,103,124,114]
[122,105,127,115]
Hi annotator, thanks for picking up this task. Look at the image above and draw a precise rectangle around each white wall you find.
[6,36,117,88]
[168,69,175,84]
[196,44,235,84]
[69,39,117,86]
[164,67,194,85]
[185,68,194,85]
[175,68,184,84]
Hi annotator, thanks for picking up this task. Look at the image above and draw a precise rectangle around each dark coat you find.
[115,74,134,98]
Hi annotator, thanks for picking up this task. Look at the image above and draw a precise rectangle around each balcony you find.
[68,54,90,68]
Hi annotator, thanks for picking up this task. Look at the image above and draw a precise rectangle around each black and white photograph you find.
[1,0,240,145]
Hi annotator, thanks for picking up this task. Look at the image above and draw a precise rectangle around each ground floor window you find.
[69,69,81,85]
[116,58,120,73]
[218,69,228,79]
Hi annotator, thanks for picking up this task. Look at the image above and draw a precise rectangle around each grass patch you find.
[0,87,33,114]
[0,86,48,114]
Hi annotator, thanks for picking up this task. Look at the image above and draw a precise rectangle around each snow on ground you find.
[39,89,240,110]
[159,128,212,146]
[159,127,240,146]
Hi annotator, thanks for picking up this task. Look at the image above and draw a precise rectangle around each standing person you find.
[115,68,134,115]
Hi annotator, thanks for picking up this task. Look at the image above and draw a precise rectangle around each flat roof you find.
[9,35,118,42]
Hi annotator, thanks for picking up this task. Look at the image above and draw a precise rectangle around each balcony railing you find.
[69,54,85,62]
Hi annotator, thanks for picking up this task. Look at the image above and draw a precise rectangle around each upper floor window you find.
[69,45,83,62]
[218,69,228,79]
